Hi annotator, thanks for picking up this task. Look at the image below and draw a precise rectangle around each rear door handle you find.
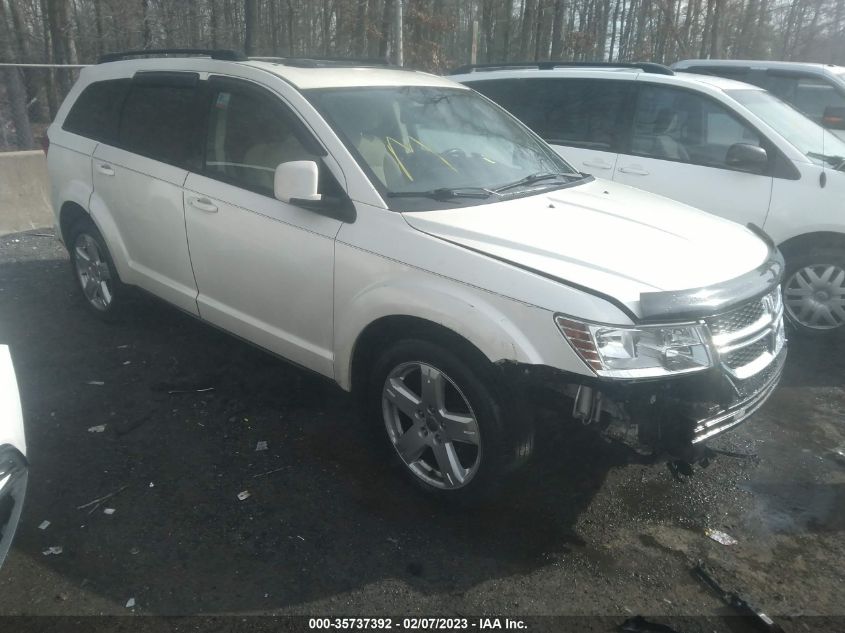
[188,197,218,213]
[96,163,115,176]
[619,166,650,176]
[582,160,612,170]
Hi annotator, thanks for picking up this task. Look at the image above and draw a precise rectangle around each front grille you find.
[704,287,784,379]
[707,300,766,336]
[723,338,768,369]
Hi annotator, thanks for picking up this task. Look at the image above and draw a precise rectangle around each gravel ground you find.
[0,229,843,631]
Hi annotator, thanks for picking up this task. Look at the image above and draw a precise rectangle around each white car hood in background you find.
[402,178,769,314]
[0,346,25,455]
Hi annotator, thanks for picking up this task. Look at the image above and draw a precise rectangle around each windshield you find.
[728,88,845,168]
[307,86,584,210]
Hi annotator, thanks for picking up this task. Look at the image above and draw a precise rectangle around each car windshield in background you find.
[728,88,845,169]
[307,86,584,210]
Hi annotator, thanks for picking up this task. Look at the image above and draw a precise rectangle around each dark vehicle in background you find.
[673,60,845,141]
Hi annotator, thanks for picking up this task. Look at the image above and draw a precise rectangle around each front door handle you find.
[583,160,612,170]
[96,163,115,176]
[188,197,219,213]
[619,165,650,176]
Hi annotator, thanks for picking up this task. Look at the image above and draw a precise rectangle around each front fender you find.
[333,247,589,390]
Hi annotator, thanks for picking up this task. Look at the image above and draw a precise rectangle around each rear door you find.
[467,77,632,176]
[92,72,203,314]
[613,82,773,227]
[182,77,343,377]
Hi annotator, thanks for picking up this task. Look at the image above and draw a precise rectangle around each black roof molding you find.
[98,49,246,64]
[449,61,675,76]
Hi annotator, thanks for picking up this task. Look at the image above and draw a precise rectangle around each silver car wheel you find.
[73,233,113,312]
[784,264,845,330]
[382,361,481,490]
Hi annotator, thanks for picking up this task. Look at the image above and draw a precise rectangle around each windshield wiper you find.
[493,171,582,193]
[808,152,845,170]
[387,187,495,200]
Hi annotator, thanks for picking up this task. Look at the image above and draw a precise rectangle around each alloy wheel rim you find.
[382,361,481,490]
[73,233,113,311]
[784,264,845,330]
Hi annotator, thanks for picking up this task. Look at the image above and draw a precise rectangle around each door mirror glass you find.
[274,160,321,203]
[725,143,768,173]
[822,106,845,130]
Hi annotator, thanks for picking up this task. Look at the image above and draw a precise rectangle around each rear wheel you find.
[783,248,845,335]
[67,217,126,320]
[368,338,532,500]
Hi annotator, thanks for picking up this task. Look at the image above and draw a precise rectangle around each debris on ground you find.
[253,467,284,478]
[87,425,106,433]
[832,446,845,466]
[152,381,216,395]
[77,485,129,512]
[692,562,785,632]
[148,482,154,488]
[42,546,63,556]
[125,597,136,609]
[117,345,130,349]
[705,528,738,546]
[122,361,131,365]
[85,381,105,386]
[103,508,116,515]
[255,440,268,451]
[38,520,50,530]
[237,490,251,501]
[619,616,682,633]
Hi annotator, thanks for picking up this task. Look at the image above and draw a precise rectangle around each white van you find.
[46,51,786,498]
[453,63,845,335]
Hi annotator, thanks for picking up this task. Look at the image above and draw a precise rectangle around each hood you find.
[402,178,770,315]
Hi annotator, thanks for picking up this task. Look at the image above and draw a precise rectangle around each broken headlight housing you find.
[556,316,713,378]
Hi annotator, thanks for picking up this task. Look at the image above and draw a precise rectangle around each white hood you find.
[402,178,770,314]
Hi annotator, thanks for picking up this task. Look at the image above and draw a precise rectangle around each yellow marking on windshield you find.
[382,136,461,182]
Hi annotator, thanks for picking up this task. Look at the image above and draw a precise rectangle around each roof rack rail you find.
[249,56,393,68]
[449,61,674,76]
[98,49,246,64]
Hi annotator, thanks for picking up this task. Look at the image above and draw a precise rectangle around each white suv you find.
[47,51,786,499]
[452,62,845,335]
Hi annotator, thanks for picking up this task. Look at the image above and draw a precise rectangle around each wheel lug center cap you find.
[816,290,830,302]
[425,416,440,432]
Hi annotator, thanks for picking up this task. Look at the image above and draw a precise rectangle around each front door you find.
[183,77,342,377]
[613,83,773,227]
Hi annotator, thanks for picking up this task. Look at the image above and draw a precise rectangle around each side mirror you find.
[274,160,321,203]
[725,143,768,174]
[822,106,845,130]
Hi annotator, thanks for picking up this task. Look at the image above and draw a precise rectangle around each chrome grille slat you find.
[704,287,784,380]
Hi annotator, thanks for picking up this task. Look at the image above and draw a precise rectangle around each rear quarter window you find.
[62,79,131,144]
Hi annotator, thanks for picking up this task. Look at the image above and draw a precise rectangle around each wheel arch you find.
[778,231,845,259]
[348,314,500,401]
[59,201,90,245]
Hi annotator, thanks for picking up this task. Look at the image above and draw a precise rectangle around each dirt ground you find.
[0,229,843,632]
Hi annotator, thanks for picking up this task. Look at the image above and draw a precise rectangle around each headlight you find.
[555,316,714,378]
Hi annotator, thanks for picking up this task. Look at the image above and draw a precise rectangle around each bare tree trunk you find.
[244,0,257,54]
[141,0,152,48]
[520,0,537,59]
[0,0,35,148]
[551,0,564,58]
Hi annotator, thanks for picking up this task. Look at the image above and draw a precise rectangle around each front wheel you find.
[367,338,532,500]
[782,248,845,336]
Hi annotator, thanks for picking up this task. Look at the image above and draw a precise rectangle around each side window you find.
[467,79,628,152]
[204,88,319,196]
[630,85,762,170]
[119,82,200,169]
[62,79,130,144]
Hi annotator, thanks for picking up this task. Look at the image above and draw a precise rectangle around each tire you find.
[67,216,127,321]
[782,247,845,337]
[366,338,533,501]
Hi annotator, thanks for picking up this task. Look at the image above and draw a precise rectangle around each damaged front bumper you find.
[504,344,786,462]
